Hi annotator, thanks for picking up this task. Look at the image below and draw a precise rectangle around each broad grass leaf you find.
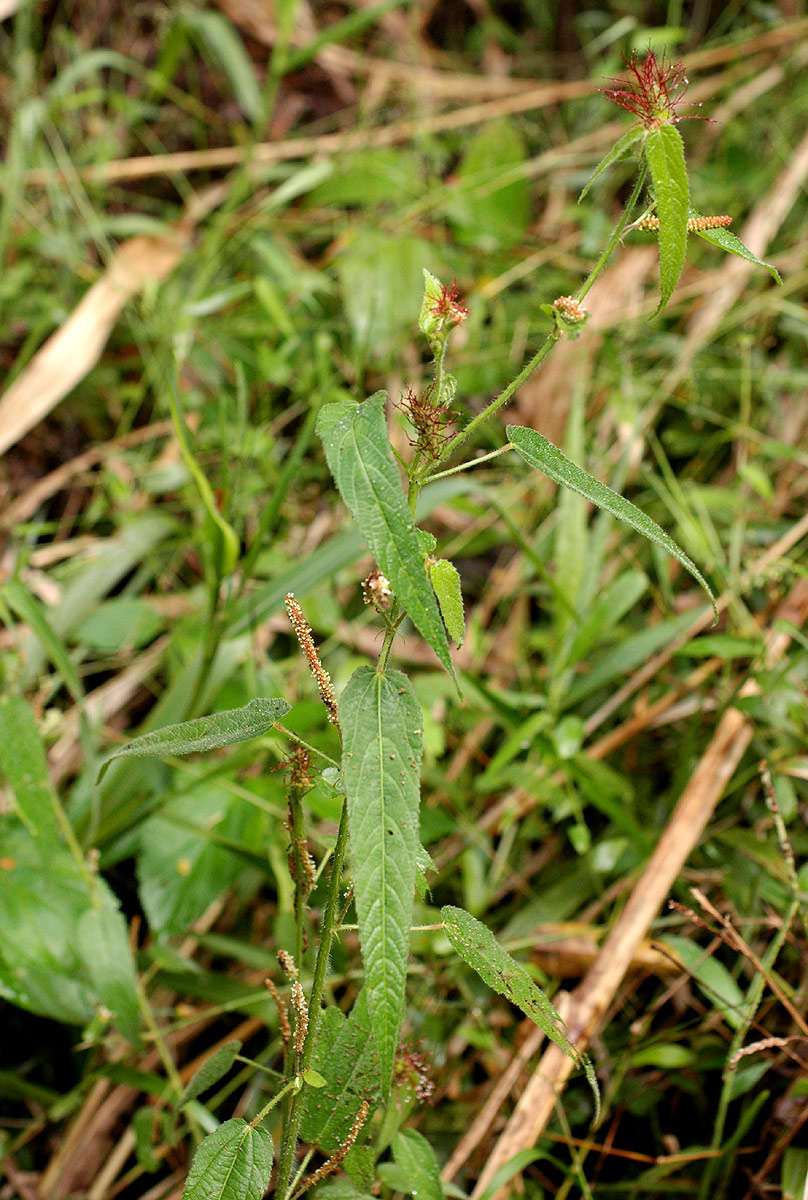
[448,118,529,248]
[300,992,381,1153]
[308,149,424,207]
[137,783,266,933]
[428,558,465,645]
[391,1130,442,1200]
[75,597,164,652]
[76,905,141,1044]
[578,126,644,201]
[692,219,782,283]
[441,905,600,1115]
[341,668,424,1089]
[317,394,453,674]
[507,425,716,617]
[167,376,240,582]
[664,936,745,1030]
[179,1040,242,1106]
[180,11,262,122]
[336,231,432,354]
[98,697,290,779]
[0,695,60,841]
[644,125,689,313]
[4,579,84,702]
[181,1119,273,1200]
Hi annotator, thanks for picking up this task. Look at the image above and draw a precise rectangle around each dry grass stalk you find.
[464,578,808,1199]
[0,236,185,457]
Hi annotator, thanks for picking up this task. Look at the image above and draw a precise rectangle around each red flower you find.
[601,51,700,129]
[429,280,470,326]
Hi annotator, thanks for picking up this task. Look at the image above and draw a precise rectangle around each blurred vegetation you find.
[1,2,808,1198]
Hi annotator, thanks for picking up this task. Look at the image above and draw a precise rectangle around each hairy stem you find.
[432,164,648,469]
[275,802,350,1196]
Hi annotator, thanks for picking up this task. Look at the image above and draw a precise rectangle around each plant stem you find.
[287,784,308,982]
[250,1076,301,1129]
[422,443,514,483]
[275,802,350,1196]
[432,164,648,469]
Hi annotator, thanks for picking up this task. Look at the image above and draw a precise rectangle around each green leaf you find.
[692,219,782,284]
[0,696,60,841]
[578,126,644,201]
[447,118,529,249]
[441,905,599,1115]
[341,668,424,1090]
[0,824,122,1027]
[167,375,240,583]
[4,578,84,702]
[300,992,382,1153]
[317,394,453,674]
[180,11,262,122]
[644,124,689,313]
[180,1041,242,1106]
[507,425,716,617]
[76,904,141,1045]
[391,1130,442,1200]
[181,1119,274,1200]
[302,1067,326,1088]
[138,783,266,934]
[75,598,164,652]
[428,559,465,646]
[419,269,444,342]
[337,231,433,353]
[664,936,745,1029]
[98,697,290,780]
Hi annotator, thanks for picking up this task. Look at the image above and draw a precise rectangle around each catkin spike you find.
[264,978,291,1045]
[284,593,340,727]
[636,214,732,231]
[291,980,308,1055]
[292,1100,370,1195]
[278,948,298,980]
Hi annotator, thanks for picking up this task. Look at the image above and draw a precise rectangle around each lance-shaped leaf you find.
[428,558,465,646]
[442,905,599,1115]
[301,992,382,1153]
[507,425,716,618]
[692,217,782,284]
[645,124,689,314]
[179,1040,242,1106]
[341,667,423,1089]
[317,395,453,674]
[578,126,644,202]
[391,1130,442,1200]
[182,1119,273,1200]
[98,697,290,779]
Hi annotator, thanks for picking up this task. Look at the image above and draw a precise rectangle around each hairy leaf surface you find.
[182,1119,273,1200]
[507,425,715,616]
[301,992,381,1153]
[317,394,453,673]
[428,558,465,645]
[442,905,600,1114]
[179,1041,242,1106]
[578,126,643,201]
[98,697,290,779]
[645,124,689,313]
[692,219,782,283]
[341,667,423,1088]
